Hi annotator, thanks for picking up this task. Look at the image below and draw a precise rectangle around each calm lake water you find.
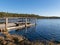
[8,19,60,42]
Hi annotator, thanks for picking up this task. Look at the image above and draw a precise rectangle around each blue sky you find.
[0,0,60,16]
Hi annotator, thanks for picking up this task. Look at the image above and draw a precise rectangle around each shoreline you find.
[0,32,60,45]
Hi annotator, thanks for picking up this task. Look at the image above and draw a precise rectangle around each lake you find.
[9,19,60,42]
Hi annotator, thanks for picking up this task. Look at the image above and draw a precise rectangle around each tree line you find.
[0,12,39,18]
[0,12,60,19]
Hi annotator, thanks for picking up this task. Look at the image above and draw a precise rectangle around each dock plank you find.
[0,23,35,31]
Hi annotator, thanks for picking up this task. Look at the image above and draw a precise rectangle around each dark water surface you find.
[9,19,60,42]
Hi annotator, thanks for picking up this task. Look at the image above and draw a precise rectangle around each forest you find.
[0,12,60,19]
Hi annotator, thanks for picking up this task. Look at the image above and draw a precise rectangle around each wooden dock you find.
[0,17,36,32]
[7,23,35,30]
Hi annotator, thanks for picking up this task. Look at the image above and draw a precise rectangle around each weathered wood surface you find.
[0,23,16,28]
[7,23,35,30]
[0,23,35,31]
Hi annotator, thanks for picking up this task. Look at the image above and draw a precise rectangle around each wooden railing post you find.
[5,17,8,32]
[25,18,27,27]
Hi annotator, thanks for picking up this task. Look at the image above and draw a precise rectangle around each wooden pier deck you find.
[0,17,36,32]
[0,23,35,32]
[7,23,35,30]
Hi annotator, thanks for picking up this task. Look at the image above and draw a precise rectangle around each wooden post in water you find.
[3,17,11,37]
[5,17,8,32]
[25,18,28,33]
[35,18,37,25]
[25,18,27,27]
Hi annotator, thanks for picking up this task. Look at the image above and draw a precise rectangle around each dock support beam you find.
[5,18,8,32]
[25,18,27,27]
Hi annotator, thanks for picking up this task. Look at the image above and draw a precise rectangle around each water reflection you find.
[9,19,60,43]
[25,26,28,33]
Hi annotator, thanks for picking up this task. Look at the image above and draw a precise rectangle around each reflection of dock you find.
[0,17,36,32]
